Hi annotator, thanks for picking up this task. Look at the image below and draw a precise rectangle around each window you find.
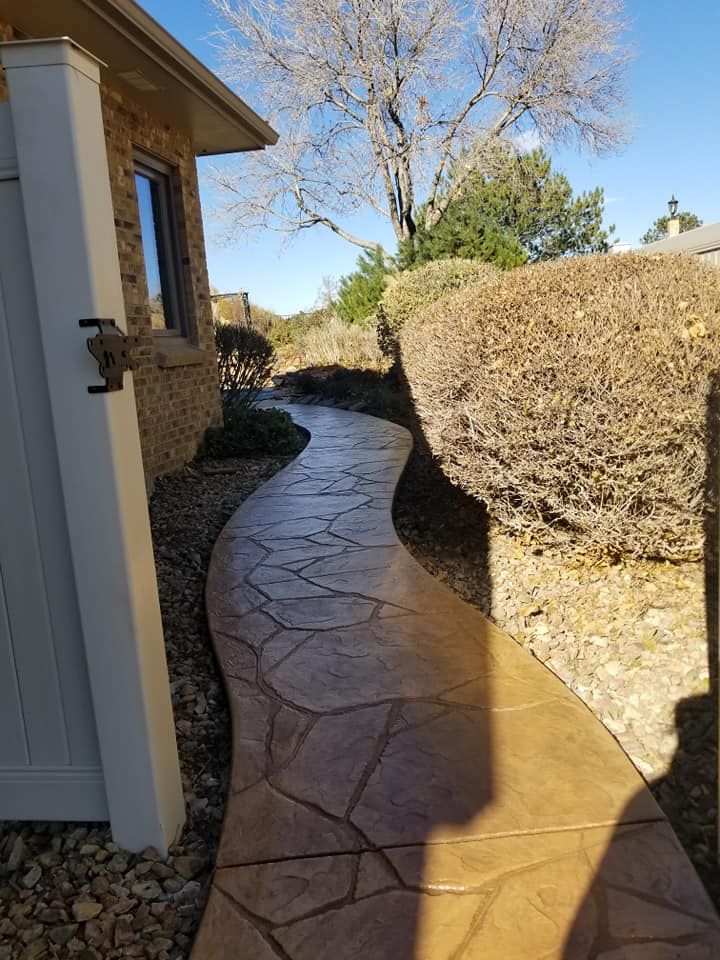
[134,153,185,334]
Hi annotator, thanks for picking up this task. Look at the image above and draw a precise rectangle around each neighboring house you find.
[0,0,277,479]
[0,1,275,853]
[644,220,720,267]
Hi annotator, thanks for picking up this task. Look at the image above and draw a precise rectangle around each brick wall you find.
[0,21,14,99]
[101,86,222,479]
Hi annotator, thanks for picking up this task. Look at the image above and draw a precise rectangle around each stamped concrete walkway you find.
[193,404,720,960]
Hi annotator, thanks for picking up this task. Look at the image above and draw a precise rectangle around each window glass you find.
[134,158,184,334]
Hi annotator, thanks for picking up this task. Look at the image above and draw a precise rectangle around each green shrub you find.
[203,406,305,459]
[291,371,321,394]
[291,367,387,400]
[378,258,499,357]
[214,322,275,406]
[288,367,409,423]
[400,252,720,561]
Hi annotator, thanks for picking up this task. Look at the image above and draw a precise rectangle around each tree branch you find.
[209,0,629,252]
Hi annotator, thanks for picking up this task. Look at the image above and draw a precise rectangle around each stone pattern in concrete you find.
[194,404,720,959]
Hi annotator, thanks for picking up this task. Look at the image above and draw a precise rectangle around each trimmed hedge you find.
[400,252,720,561]
[377,258,500,357]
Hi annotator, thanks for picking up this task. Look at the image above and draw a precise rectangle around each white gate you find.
[0,108,107,818]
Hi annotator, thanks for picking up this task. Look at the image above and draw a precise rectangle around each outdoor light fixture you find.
[668,195,679,218]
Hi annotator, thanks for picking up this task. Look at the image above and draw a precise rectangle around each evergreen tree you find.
[399,213,525,269]
[641,211,703,244]
[406,149,612,267]
[336,249,390,324]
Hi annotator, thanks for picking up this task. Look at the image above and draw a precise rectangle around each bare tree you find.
[211,0,629,253]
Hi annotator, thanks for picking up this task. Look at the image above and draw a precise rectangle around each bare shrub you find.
[214,321,276,407]
[400,252,720,561]
[378,259,500,357]
[299,315,386,370]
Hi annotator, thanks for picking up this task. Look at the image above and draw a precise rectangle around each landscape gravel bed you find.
[0,453,297,960]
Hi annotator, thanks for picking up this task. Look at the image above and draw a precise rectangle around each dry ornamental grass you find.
[400,252,720,561]
[298,315,385,369]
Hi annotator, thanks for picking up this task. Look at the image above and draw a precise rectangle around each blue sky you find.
[139,0,720,314]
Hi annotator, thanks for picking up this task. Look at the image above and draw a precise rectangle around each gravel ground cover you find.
[0,452,298,960]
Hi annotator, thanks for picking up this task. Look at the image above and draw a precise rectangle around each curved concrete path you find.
[193,404,720,960]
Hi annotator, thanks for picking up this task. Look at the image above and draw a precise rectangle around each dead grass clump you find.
[400,252,720,561]
[299,315,386,370]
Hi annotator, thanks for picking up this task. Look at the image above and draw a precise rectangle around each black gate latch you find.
[80,318,139,394]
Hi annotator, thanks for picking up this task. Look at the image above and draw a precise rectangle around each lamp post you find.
[667,195,680,236]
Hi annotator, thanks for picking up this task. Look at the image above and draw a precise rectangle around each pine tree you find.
[336,250,390,324]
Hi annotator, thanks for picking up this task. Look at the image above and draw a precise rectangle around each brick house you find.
[0,0,276,479]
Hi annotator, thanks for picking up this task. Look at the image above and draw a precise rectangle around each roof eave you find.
[94,0,278,153]
[0,0,278,156]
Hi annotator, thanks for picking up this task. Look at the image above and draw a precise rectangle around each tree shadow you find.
[647,370,720,898]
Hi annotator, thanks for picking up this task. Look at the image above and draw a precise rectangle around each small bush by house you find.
[377,258,499,357]
[400,252,720,561]
[203,406,305,459]
[214,322,275,406]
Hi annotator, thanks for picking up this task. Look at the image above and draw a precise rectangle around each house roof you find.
[0,0,278,155]
[644,220,720,255]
